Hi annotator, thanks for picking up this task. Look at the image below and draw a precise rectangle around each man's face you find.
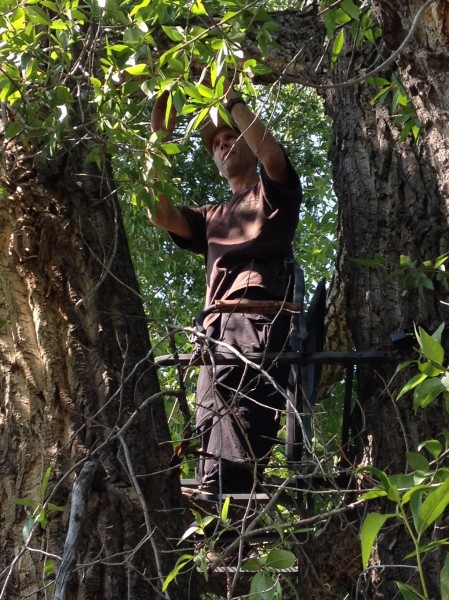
[211,127,256,178]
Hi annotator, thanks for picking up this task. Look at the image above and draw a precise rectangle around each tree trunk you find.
[318,1,449,596]
[0,142,188,598]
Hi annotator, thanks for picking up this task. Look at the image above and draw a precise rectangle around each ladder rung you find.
[199,565,297,574]
[155,350,393,368]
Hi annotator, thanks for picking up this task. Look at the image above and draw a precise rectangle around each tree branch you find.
[53,460,98,600]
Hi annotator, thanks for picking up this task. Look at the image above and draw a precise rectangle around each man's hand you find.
[220,81,291,186]
[151,91,177,136]
[223,78,238,104]
[148,90,193,240]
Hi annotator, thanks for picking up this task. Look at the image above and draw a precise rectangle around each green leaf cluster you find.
[367,75,421,143]
[11,466,65,542]
[319,2,420,144]
[242,549,296,600]
[320,0,381,68]
[360,460,449,599]
[396,323,448,411]
[359,324,449,599]
[351,252,449,300]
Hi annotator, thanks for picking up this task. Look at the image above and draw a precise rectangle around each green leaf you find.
[162,554,193,591]
[23,517,37,542]
[322,8,338,37]
[417,327,444,364]
[357,466,400,502]
[11,497,38,508]
[413,377,445,409]
[196,84,214,99]
[417,476,449,536]
[27,5,52,25]
[334,7,352,26]
[409,487,425,532]
[433,322,445,341]
[162,25,184,42]
[406,452,430,473]
[405,539,449,559]
[47,502,65,513]
[178,524,203,542]
[367,77,391,87]
[191,0,206,15]
[397,373,427,400]
[250,571,278,600]
[391,472,419,489]
[4,122,22,139]
[396,582,425,600]
[441,554,449,600]
[124,64,148,76]
[178,514,216,542]
[220,495,230,522]
[160,143,182,155]
[37,508,48,528]
[264,549,296,570]
[418,361,442,377]
[359,489,388,501]
[360,513,395,569]
[418,438,442,458]
[400,254,413,267]
[242,558,262,571]
[40,0,58,10]
[435,254,449,269]
[331,29,345,67]
[402,484,432,506]
[44,559,57,576]
[340,0,360,20]
[41,466,52,500]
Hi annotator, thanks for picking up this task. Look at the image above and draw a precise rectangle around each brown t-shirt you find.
[169,157,301,309]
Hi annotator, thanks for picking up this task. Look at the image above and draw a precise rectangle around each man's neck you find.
[228,172,259,193]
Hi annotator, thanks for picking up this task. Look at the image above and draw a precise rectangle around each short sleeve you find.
[260,146,302,204]
[168,205,209,255]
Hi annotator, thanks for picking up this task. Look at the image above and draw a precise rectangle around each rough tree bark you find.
[0,141,188,598]
[242,1,449,597]
[319,0,449,597]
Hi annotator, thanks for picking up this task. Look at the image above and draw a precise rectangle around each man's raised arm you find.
[223,85,291,186]
[147,92,193,240]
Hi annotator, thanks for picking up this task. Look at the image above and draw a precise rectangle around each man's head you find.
[201,118,258,181]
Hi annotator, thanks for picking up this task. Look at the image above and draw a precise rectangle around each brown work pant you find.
[196,307,291,493]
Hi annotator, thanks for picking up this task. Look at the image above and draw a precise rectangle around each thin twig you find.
[118,435,171,600]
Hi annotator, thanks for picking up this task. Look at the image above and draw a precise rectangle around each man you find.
[149,85,302,493]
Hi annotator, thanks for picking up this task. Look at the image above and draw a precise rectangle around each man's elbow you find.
[147,207,163,228]
[147,207,193,239]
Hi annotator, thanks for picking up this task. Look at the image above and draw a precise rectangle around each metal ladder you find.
[154,263,393,493]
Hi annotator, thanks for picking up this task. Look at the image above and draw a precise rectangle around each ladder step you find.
[181,479,271,502]
[155,349,393,367]
[182,489,271,503]
[211,566,297,573]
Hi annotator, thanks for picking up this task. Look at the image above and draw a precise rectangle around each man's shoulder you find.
[259,165,302,203]
[179,203,214,216]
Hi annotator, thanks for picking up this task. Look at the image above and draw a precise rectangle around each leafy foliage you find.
[367,75,421,143]
[11,466,65,542]
[320,0,381,67]
[351,252,449,300]
[359,325,449,600]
